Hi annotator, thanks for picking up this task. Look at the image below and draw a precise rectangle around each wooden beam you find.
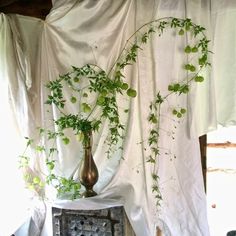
[207,142,236,148]
[199,135,207,192]
[0,0,18,7]
[0,0,52,19]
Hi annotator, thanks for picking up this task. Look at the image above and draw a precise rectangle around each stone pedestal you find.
[52,206,135,236]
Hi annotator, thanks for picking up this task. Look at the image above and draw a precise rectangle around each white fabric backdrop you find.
[1,0,236,235]
[211,0,236,126]
[38,1,210,235]
[0,13,46,236]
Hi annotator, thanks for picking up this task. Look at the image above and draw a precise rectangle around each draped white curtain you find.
[0,13,44,236]
[1,1,236,236]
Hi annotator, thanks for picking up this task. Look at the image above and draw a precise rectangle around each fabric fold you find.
[5,0,236,235]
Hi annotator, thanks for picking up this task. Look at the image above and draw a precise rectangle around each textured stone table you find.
[52,206,135,236]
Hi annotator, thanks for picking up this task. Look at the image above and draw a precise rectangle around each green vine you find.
[19,17,211,202]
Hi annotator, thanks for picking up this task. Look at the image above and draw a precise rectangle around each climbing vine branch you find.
[19,17,211,203]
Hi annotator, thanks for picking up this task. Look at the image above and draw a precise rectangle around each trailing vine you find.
[19,17,211,202]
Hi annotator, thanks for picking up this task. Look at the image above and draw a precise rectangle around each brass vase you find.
[79,131,99,197]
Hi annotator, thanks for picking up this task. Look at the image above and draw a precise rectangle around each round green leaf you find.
[184,64,191,70]
[184,46,191,53]
[172,109,178,115]
[97,96,105,105]
[177,113,182,118]
[73,77,80,82]
[191,47,198,53]
[121,83,129,90]
[33,176,40,184]
[194,76,204,82]
[101,90,108,96]
[28,184,35,190]
[47,162,55,170]
[127,88,137,97]
[82,103,91,113]
[70,96,77,103]
[62,137,70,145]
[185,25,190,31]
[39,182,45,187]
[61,178,67,185]
[190,65,196,72]
[151,116,158,124]
[178,29,184,35]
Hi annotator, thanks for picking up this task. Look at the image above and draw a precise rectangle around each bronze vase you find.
[79,131,99,197]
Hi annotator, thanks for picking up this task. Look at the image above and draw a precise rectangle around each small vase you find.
[79,131,99,197]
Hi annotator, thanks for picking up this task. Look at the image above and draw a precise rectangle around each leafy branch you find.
[19,17,211,202]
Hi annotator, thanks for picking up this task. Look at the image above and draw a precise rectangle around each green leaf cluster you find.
[23,173,45,194]
[45,79,65,108]
[168,83,189,95]
[54,177,81,200]
[172,108,186,118]
[19,16,211,203]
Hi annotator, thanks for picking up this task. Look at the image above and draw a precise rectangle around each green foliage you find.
[135,17,211,206]
[194,75,204,82]
[168,83,190,95]
[52,176,81,200]
[127,88,137,97]
[19,17,211,204]
[172,108,187,118]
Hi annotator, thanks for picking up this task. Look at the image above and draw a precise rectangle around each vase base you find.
[81,189,97,198]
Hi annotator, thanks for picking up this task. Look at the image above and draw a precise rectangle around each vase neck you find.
[83,131,92,149]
